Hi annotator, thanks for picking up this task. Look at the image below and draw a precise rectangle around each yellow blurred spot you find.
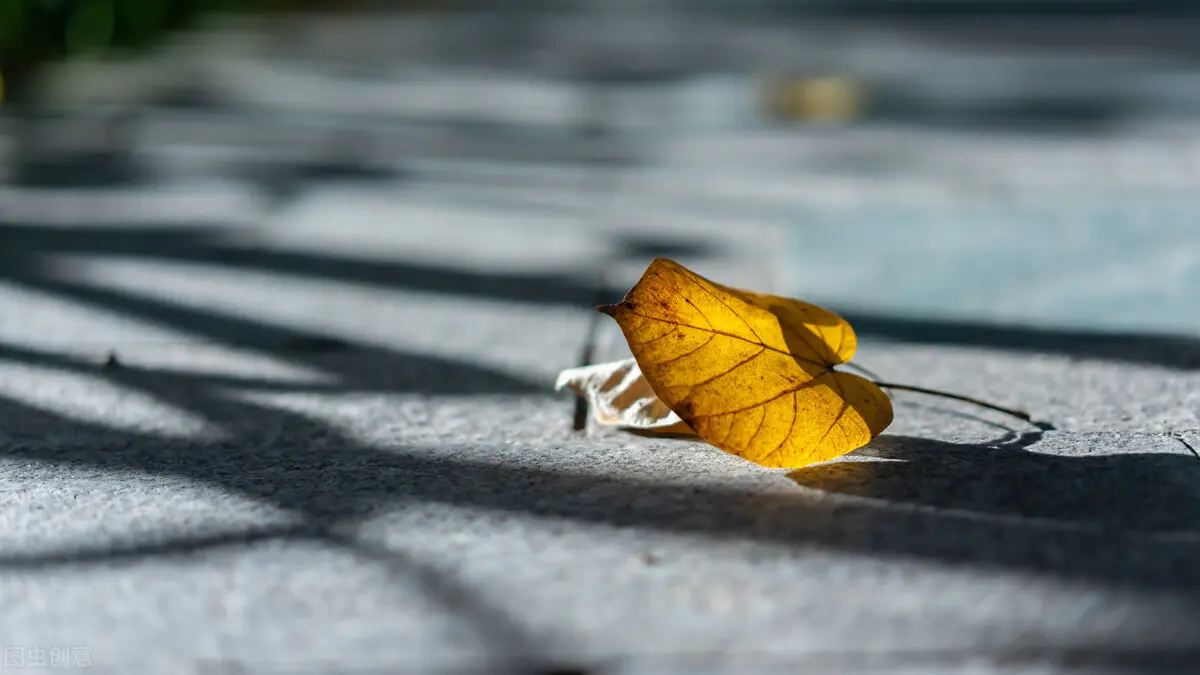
[765,75,863,123]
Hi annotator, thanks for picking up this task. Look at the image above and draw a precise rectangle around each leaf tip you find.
[596,300,635,317]
[647,257,680,272]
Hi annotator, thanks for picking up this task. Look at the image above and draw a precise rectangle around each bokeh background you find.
[4,0,1200,337]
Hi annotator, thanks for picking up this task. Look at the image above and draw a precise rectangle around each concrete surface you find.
[4,8,1200,675]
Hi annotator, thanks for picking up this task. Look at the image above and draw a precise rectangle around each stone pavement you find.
[4,9,1200,675]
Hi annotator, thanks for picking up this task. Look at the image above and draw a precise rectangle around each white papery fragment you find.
[555,358,693,435]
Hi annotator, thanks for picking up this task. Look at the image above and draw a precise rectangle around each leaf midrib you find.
[623,310,832,370]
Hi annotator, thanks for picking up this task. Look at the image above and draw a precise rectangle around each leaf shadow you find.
[788,432,1200,534]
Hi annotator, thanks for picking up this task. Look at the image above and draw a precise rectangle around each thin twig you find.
[572,276,610,432]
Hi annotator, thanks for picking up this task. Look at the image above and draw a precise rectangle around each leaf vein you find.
[622,311,829,370]
[787,320,837,366]
[651,332,716,368]
[628,329,676,347]
[653,269,714,330]
[765,391,799,465]
[752,298,837,366]
[690,369,834,420]
[719,411,736,445]
[744,407,767,451]
[686,273,766,345]
[834,323,848,357]
[815,378,849,450]
[678,346,767,395]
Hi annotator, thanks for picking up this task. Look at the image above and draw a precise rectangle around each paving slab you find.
[4,178,1200,675]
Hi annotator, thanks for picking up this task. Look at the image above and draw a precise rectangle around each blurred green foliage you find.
[0,0,366,103]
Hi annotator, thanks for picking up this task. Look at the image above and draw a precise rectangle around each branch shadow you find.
[0,267,542,396]
[0,221,728,310]
[612,235,718,262]
[837,308,1200,371]
[5,384,1200,592]
[3,359,1200,670]
[0,390,574,675]
[0,222,615,308]
[4,111,147,189]
[0,210,629,669]
[5,216,1200,592]
[789,432,1200,534]
[4,153,1200,669]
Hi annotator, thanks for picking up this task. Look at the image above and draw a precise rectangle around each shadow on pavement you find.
[7,219,1200,374]
[0,391,573,675]
[2,193,1199,672]
[0,385,1198,670]
[0,221,718,308]
[0,222,612,308]
[838,308,1200,371]
[0,254,1198,670]
[790,433,1200,533]
[0,378,1197,591]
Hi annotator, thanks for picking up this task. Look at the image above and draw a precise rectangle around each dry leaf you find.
[597,258,893,469]
[556,358,693,435]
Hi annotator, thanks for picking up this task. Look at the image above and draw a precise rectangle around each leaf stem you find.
[842,361,883,381]
[872,381,1033,423]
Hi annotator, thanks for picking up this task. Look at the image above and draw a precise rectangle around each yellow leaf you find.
[598,258,893,469]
